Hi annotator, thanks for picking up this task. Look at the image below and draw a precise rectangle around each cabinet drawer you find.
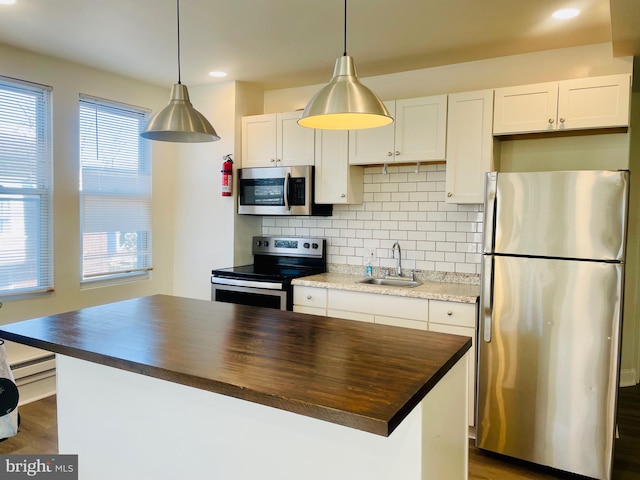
[293,305,326,316]
[328,309,374,323]
[293,286,327,309]
[328,289,427,322]
[376,316,427,330]
[429,300,476,328]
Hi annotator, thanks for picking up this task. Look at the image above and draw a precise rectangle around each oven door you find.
[211,281,288,311]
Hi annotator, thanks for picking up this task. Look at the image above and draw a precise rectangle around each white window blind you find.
[79,95,152,281]
[0,76,53,296]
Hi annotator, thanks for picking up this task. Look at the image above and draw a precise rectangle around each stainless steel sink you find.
[358,277,422,288]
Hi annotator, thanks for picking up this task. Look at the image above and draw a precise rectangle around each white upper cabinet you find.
[348,95,448,165]
[314,129,364,205]
[445,90,494,204]
[493,74,631,135]
[242,111,315,168]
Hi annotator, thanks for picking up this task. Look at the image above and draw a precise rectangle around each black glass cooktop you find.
[211,264,324,283]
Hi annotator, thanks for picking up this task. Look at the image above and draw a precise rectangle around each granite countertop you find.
[0,294,471,437]
[292,272,480,304]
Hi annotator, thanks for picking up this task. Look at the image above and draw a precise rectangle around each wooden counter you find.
[0,294,472,479]
[0,294,470,436]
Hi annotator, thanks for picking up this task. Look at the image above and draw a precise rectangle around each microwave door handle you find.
[284,172,291,210]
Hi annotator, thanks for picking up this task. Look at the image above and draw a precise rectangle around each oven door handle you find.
[284,172,291,210]
[211,276,284,290]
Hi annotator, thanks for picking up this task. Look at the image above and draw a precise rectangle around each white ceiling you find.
[0,0,637,91]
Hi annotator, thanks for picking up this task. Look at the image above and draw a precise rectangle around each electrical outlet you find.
[367,249,377,262]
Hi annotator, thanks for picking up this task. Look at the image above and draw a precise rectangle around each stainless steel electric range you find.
[210,236,326,311]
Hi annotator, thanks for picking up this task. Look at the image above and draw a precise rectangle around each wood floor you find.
[1,386,638,479]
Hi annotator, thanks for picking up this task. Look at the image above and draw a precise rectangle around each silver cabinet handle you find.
[387,151,393,156]
[559,117,565,123]
[447,310,453,316]
[548,118,554,124]
[270,158,276,163]
[447,192,452,197]
[306,295,312,300]
[395,151,400,156]
[340,193,346,198]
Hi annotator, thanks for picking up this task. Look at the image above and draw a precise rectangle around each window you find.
[79,95,152,281]
[0,76,52,297]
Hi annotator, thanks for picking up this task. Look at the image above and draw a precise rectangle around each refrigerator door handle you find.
[483,172,497,254]
[482,255,494,343]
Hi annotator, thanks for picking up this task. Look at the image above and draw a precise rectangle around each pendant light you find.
[141,0,220,142]
[298,0,393,130]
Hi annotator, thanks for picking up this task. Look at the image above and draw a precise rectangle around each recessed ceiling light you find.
[0,0,16,4]
[552,8,580,19]
[209,71,228,78]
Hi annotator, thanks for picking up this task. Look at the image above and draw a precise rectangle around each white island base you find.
[56,353,469,480]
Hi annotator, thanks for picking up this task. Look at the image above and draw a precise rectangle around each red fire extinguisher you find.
[221,154,233,197]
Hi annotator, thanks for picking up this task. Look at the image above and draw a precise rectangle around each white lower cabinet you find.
[293,286,327,316]
[429,300,477,427]
[292,286,477,428]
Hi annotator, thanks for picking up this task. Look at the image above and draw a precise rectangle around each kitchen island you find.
[0,295,471,480]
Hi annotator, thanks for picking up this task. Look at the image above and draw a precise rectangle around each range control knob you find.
[254,240,262,247]
[303,242,310,249]
[312,243,318,249]
[263,241,269,247]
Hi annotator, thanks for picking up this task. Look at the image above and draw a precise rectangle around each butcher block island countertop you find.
[0,294,472,480]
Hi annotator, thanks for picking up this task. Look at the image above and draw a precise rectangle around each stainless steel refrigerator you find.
[477,170,629,480]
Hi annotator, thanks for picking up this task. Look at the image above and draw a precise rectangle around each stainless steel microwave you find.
[238,166,332,216]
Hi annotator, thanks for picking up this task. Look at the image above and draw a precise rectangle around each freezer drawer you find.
[477,255,623,480]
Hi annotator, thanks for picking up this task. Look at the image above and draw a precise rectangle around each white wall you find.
[171,81,264,301]
[0,43,175,328]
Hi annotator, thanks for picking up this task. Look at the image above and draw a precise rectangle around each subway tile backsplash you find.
[261,163,484,278]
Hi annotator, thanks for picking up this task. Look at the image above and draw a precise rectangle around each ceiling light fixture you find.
[141,0,220,143]
[209,71,228,78]
[552,8,580,19]
[298,0,393,130]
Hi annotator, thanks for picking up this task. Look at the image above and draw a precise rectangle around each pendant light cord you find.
[343,0,347,56]
[176,0,182,84]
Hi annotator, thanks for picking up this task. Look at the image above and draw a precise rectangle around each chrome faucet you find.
[391,241,402,277]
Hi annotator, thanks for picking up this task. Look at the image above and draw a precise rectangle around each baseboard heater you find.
[11,354,56,406]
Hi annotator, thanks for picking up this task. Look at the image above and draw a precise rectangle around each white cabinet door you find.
[277,111,315,166]
[493,82,558,135]
[558,74,630,130]
[394,95,447,162]
[348,95,447,165]
[348,101,396,165]
[494,74,631,135]
[242,114,278,168]
[242,112,315,168]
[315,130,364,205]
[429,322,476,427]
[328,289,428,326]
[445,90,494,204]
[429,299,477,427]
